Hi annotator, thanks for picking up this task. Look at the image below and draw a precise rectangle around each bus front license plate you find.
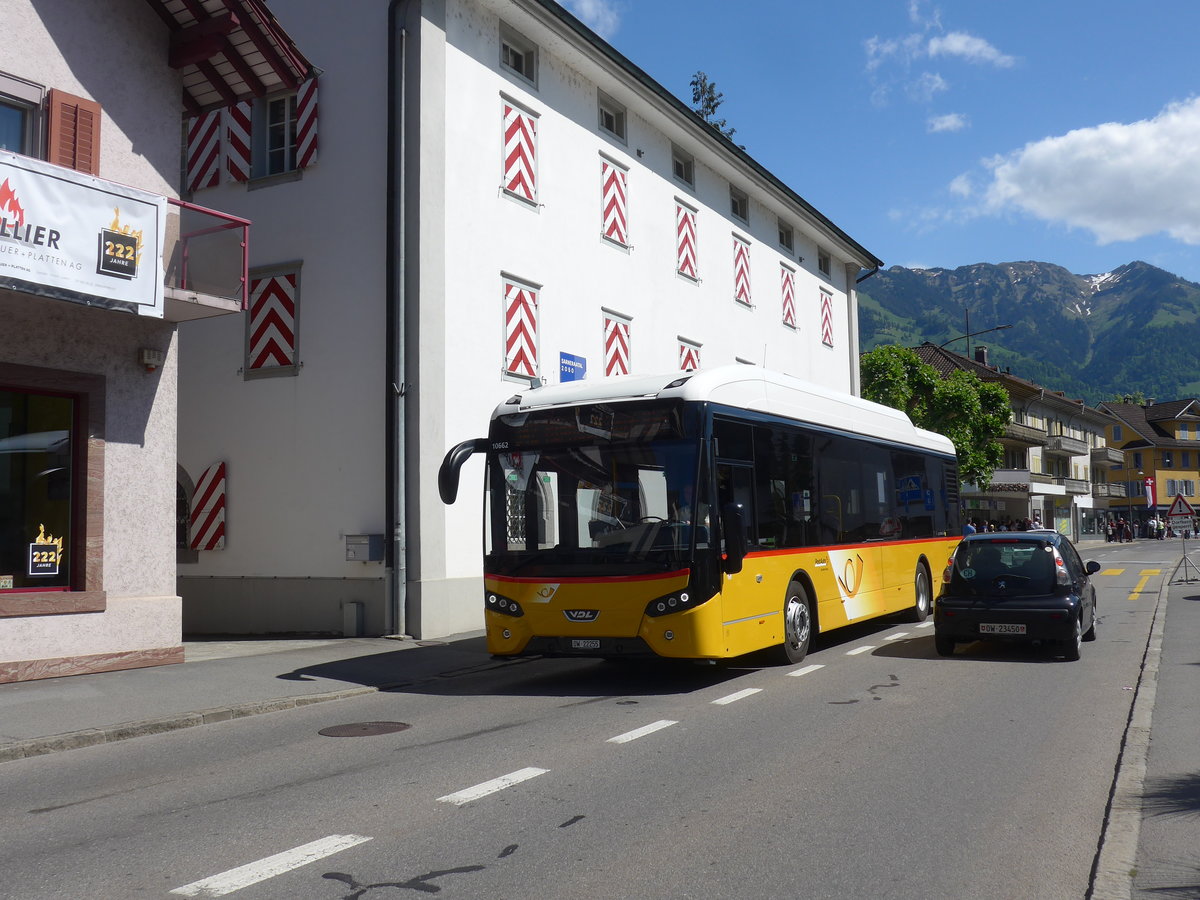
[571,639,601,650]
[979,623,1026,634]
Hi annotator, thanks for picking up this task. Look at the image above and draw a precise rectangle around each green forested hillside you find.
[857,261,1200,404]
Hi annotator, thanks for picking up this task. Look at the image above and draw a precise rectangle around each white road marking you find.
[846,646,874,655]
[915,621,934,629]
[787,663,825,677]
[171,834,372,897]
[885,632,909,641]
[436,767,548,806]
[607,720,678,743]
[712,687,762,705]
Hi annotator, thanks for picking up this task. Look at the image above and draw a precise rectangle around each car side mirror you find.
[721,502,748,574]
[1085,560,1101,575]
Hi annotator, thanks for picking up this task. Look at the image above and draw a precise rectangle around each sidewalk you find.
[0,631,498,763]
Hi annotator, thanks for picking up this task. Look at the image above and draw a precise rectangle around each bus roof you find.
[494,366,956,456]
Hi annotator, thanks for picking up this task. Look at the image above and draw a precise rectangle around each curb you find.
[1088,556,1173,899]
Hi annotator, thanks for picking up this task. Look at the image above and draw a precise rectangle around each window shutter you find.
[601,159,628,245]
[781,264,796,328]
[225,101,252,183]
[247,272,299,372]
[190,461,227,550]
[820,290,834,347]
[503,277,539,379]
[603,312,630,376]
[502,102,537,203]
[733,236,751,306]
[675,203,697,279]
[186,110,222,191]
[295,77,318,169]
[679,339,701,372]
[47,89,100,175]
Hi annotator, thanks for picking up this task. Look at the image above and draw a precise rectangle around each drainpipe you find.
[385,0,411,636]
[847,263,874,396]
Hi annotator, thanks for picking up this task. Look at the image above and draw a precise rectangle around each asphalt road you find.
[0,540,1171,899]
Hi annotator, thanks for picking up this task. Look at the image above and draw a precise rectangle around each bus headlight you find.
[485,591,523,618]
[645,589,701,617]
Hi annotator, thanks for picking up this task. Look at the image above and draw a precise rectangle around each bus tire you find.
[777,582,813,665]
[908,562,932,623]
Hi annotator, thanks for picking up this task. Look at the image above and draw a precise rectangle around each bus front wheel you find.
[777,582,813,665]
[908,562,932,623]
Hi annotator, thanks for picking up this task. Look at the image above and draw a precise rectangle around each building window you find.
[733,235,751,307]
[1133,452,1143,469]
[819,289,834,347]
[781,263,796,329]
[1166,479,1177,497]
[0,72,42,156]
[818,249,831,277]
[778,219,794,253]
[1113,425,1122,442]
[1184,451,1191,468]
[730,186,748,223]
[600,157,628,246]
[245,266,301,378]
[672,145,694,187]
[0,362,104,616]
[1164,451,1174,468]
[598,91,626,141]
[1184,480,1195,497]
[500,23,538,86]
[1180,423,1190,440]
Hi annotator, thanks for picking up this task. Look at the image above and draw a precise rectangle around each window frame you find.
[597,90,627,142]
[500,23,538,88]
[817,248,832,277]
[250,90,300,180]
[0,71,43,157]
[777,219,794,254]
[671,144,694,188]
[729,186,749,224]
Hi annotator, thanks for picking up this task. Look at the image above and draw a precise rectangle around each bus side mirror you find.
[438,438,488,504]
[721,502,748,574]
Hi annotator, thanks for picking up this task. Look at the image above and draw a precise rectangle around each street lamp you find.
[1128,469,1143,540]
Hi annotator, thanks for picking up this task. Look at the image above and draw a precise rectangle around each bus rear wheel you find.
[777,582,813,665]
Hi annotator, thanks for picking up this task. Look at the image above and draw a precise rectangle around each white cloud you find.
[982,96,1200,245]
[928,112,967,133]
[562,0,621,40]
[907,73,949,103]
[927,32,1015,68]
[949,173,973,197]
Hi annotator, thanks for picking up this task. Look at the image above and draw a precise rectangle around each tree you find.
[689,71,736,140]
[861,345,1010,487]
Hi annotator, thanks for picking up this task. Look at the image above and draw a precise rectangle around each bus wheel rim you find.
[786,595,809,647]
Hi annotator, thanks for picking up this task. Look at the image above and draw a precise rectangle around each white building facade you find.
[176,0,883,639]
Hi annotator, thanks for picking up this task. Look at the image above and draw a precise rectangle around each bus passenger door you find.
[717,462,768,649]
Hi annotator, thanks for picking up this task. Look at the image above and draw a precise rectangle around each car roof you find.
[960,531,1061,545]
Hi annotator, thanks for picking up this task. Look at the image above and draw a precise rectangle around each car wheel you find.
[1083,600,1098,642]
[1062,615,1082,661]
[934,632,956,657]
[908,563,932,623]
[776,582,813,665]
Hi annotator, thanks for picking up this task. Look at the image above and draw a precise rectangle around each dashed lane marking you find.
[1101,569,1124,576]
[787,664,825,678]
[884,632,909,641]
[712,688,762,705]
[915,621,934,629]
[607,720,678,744]
[846,646,874,656]
[436,767,549,806]
[171,834,372,897]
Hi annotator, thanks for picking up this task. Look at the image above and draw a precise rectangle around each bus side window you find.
[717,463,755,549]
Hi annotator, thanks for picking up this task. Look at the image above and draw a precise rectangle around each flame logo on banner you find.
[108,207,144,265]
[0,178,25,227]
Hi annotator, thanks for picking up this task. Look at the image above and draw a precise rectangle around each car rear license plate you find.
[571,639,601,650]
[980,623,1026,634]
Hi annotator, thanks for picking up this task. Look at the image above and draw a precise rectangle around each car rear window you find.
[949,540,1056,597]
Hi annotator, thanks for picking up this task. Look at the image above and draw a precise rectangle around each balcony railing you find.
[163,198,250,322]
[1002,421,1048,446]
[1056,477,1090,494]
[1090,446,1124,466]
[1093,483,1128,498]
[1044,434,1090,457]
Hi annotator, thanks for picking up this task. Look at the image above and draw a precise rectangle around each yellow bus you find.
[439,366,960,664]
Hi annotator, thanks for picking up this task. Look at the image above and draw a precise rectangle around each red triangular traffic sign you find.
[1165,494,1195,518]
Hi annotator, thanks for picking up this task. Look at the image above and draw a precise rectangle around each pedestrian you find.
[963,518,977,536]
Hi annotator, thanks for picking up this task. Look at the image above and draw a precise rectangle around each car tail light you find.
[1054,553,1070,586]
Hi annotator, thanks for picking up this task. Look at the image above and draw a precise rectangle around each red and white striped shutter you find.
[676,203,697,279]
[186,110,221,192]
[504,278,539,379]
[295,77,318,169]
[733,236,751,306]
[603,313,631,376]
[679,340,701,372]
[781,264,796,328]
[190,461,226,550]
[502,103,537,203]
[248,273,298,370]
[601,159,628,245]
[225,100,252,183]
[820,290,834,347]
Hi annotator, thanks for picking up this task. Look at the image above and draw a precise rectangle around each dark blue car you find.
[933,531,1101,661]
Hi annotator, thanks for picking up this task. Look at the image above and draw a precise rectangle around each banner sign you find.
[1144,476,1156,509]
[0,150,165,317]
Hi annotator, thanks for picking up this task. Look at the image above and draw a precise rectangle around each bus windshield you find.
[485,403,704,578]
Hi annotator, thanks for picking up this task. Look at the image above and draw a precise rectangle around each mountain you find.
[857,260,1200,405]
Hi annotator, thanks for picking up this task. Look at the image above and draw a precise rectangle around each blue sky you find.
[563,0,1200,283]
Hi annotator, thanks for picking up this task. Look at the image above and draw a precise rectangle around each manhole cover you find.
[319,721,412,737]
